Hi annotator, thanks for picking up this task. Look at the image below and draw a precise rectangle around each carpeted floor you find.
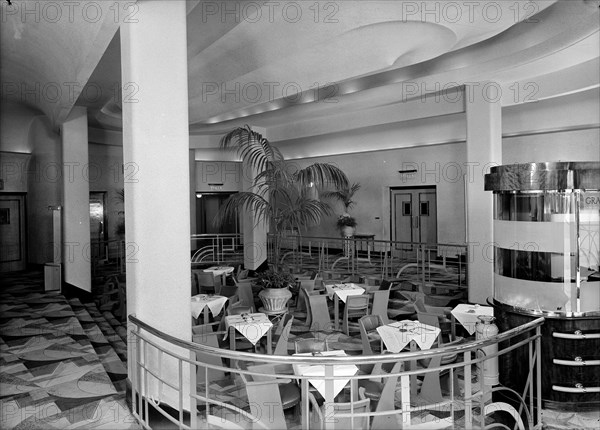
[0,269,138,429]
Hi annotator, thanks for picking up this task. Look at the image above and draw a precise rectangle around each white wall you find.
[0,102,62,266]
[27,116,62,264]
[288,142,467,246]
[503,128,600,164]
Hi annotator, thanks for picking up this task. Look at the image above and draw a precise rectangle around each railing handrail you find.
[191,233,241,238]
[267,233,468,249]
[128,314,544,365]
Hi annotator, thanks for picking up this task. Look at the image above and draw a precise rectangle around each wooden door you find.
[0,194,27,272]
[391,187,437,245]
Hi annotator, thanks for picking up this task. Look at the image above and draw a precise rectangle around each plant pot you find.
[341,226,356,237]
[258,287,292,314]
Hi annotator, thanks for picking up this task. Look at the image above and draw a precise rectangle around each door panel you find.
[391,187,437,245]
[0,194,26,272]
[393,192,413,243]
[196,193,238,234]
[418,191,437,244]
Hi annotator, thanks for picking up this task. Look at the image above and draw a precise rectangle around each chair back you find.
[219,284,238,298]
[370,361,404,429]
[307,294,334,332]
[273,314,294,356]
[236,362,289,429]
[235,282,256,312]
[379,279,396,291]
[358,315,384,355]
[309,388,370,430]
[346,294,370,311]
[299,278,316,293]
[294,337,329,354]
[191,325,226,383]
[227,305,253,316]
[343,295,371,335]
[370,289,391,324]
[193,270,222,295]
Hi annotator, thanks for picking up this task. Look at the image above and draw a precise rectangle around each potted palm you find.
[216,125,349,311]
[254,268,296,313]
[323,182,361,237]
[337,213,358,237]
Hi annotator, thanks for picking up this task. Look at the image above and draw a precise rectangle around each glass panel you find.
[419,201,429,216]
[402,201,411,216]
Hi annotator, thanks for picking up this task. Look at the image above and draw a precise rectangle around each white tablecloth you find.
[325,283,365,303]
[224,313,273,345]
[203,266,235,277]
[191,294,228,319]
[451,304,494,335]
[293,350,358,400]
[376,321,441,352]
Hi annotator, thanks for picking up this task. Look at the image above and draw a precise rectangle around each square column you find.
[120,0,191,410]
[61,106,91,292]
[465,83,502,304]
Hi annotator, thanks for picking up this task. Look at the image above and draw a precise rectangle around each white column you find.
[120,0,191,409]
[61,106,91,292]
[242,126,268,270]
[465,83,502,304]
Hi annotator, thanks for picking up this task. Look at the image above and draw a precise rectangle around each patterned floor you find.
[0,269,138,430]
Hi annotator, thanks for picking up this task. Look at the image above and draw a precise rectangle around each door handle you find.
[412,216,419,229]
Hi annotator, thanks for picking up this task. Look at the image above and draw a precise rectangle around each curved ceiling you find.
[1,0,598,139]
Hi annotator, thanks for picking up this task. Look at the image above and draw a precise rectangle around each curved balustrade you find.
[128,314,543,430]
[190,234,244,265]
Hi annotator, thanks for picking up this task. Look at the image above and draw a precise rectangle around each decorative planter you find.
[258,287,292,313]
[341,226,356,237]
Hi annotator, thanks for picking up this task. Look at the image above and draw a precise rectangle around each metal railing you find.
[190,234,244,265]
[90,239,126,276]
[128,314,543,430]
[269,234,467,299]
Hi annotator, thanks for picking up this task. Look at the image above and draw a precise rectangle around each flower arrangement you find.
[336,213,357,229]
[254,268,296,289]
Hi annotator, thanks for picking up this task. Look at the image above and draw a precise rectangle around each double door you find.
[391,187,437,245]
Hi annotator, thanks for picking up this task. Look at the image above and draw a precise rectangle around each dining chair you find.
[191,324,228,384]
[219,284,238,298]
[237,368,289,430]
[308,294,335,332]
[234,281,256,312]
[342,295,371,335]
[342,274,362,283]
[414,298,453,343]
[308,387,370,430]
[358,314,384,355]
[295,279,318,313]
[193,270,222,295]
[294,337,330,354]
[360,360,403,429]
[246,362,301,411]
[370,289,391,324]
[268,313,294,355]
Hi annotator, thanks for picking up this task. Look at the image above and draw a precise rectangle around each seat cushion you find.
[358,380,383,401]
[279,383,301,409]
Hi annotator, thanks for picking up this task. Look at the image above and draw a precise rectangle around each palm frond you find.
[213,192,271,229]
[321,182,361,210]
[275,191,333,232]
[293,163,349,190]
[220,125,283,173]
